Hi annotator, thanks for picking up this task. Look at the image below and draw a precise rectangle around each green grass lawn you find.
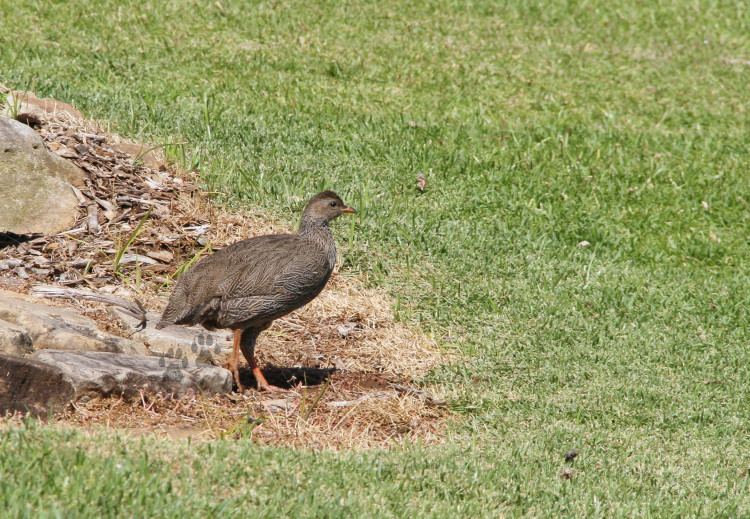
[2,0,750,516]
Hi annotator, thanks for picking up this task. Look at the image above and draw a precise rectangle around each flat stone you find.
[0,115,85,234]
[109,308,231,365]
[0,353,75,417]
[32,350,232,399]
[0,289,148,355]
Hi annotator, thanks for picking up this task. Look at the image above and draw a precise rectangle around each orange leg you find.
[250,354,280,392]
[238,327,287,392]
[228,329,244,392]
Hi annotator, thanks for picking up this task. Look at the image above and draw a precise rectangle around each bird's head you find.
[303,190,357,222]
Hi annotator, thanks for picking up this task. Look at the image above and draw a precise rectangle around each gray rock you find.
[0,353,75,417]
[0,115,85,234]
[0,289,148,355]
[109,307,231,365]
[32,350,232,399]
[0,319,33,356]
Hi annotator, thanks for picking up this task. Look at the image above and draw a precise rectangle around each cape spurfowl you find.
[156,190,356,391]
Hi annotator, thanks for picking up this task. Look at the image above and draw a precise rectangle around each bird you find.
[156,190,356,391]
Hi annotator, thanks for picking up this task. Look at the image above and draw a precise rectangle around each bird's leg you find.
[240,328,286,392]
[249,355,276,392]
[228,329,244,392]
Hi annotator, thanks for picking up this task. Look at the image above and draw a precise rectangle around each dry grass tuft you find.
[266,276,443,379]
[51,370,448,450]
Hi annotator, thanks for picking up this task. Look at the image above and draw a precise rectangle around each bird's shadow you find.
[0,233,36,250]
[238,365,335,390]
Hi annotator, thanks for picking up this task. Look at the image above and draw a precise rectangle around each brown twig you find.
[31,285,147,329]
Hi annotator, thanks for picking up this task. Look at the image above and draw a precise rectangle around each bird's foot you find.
[256,380,289,393]
[233,370,246,393]
[253,366,288,392]
[222,360,246,393]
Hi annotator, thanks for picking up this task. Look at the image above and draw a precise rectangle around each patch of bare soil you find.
[0,90,449,449]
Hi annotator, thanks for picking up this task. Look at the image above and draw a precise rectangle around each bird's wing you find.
[160,234,331,328]
[219,237,332,299]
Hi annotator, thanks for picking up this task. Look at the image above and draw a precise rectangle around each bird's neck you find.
[298,217,336,263]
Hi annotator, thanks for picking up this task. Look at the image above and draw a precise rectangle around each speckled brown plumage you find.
[156,190,356,391]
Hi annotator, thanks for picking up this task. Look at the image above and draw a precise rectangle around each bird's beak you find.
[343,206,357,214]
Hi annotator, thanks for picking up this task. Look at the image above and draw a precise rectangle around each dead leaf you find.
[337,321,363,337]
[54,146,79,159]
[117,254,159,266]
[147,250,174,263]
[390,384,447,407]
[261,399,294,414]
[331,356,357,371]
[87,204,99,234]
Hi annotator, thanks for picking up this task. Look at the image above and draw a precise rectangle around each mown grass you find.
[1,0,750,516]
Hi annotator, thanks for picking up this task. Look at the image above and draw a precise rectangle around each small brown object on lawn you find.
[157,190,356,392]
[560,467,574,480]
[416,172,426,192]
[564,449,579,462]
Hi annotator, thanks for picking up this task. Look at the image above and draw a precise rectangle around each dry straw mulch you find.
[0,89,449,449]
[56,373,446,450]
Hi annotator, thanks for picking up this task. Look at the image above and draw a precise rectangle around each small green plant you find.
[112,206,152,277]
[223,411,264,440]
[301,378,331,422]
[4,90,26,120]
[132,142,170,166]
[166,242,213,284]
[162,137,189,165]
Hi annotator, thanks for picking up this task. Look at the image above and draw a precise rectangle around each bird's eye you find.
[330,201,337,207]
